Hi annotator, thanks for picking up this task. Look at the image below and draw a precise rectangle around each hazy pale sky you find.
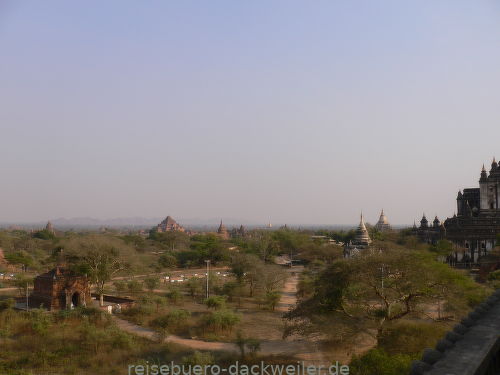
[1,0,500,225]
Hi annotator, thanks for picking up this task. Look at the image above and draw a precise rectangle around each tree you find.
[204,296,226,310]
[190,234,229,265]
[4,251,33,272]
[113,281,127,294]
[150,231,190,250]
[152,309,190,339]
[167,289,183,305]
[221,281,239,302]
[127,280,143,293]
[202,310,241,333]
[230,253,259,284]
[159,253,177,269]
[235,331,261,360]
[13,275,33,298]
[257,264,287,294]
[265,291,281,311]
[144,277,160,292]
[33,229,55,240]
[120,235,146,250]
[81,244,128,306]
[430,239,454,256]
[186,277,203,298]
[285,249,485,347]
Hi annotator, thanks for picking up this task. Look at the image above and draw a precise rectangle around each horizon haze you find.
[1,1,500,225]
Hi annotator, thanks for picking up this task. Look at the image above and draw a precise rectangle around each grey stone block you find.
[410,360,432,375]
[422,348,443,365]
[435,338,454,352]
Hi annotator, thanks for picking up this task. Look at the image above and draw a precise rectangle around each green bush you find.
[151,309,191,334]
[378,321,447,356]
[144,277,160,292]
[127,280,143,293]
[350,348,414,375]
[265,291,281,311]
[0,298,15,311]
[29,309,53,336]
[204,296,226,310]
[167,289,183,305]
[201,310,240,333]
[181,351,214,366]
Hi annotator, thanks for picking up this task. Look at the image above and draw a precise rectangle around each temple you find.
[416,158,500,263]
[344,213,372,258]
[45,221,55,234]
[375,209,391,232]
[230,225,247,238]
[29,267,91,311]
[217,220,229,239]
[156,216,185,233]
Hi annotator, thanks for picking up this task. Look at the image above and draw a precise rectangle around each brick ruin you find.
[29,267,91,311]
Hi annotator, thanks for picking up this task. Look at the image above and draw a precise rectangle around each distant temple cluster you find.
[415,158,500,263]
[344,210,391,258]
[153,216,247,239]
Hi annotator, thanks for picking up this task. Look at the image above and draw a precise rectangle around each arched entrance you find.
[71,292,80,308]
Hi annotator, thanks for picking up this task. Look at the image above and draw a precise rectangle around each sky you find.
[1,0,500,226]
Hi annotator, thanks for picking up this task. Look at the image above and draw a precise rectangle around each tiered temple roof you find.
[354,213,372,246]
[156,216,185,233]
[217,220,229,239]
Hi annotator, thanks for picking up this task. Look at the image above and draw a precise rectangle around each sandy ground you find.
[276,266,303,312]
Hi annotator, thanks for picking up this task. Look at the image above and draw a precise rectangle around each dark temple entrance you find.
[71,292,79,308]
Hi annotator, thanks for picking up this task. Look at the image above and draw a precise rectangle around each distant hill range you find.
[1,217,263,230]
[0,216,384,230]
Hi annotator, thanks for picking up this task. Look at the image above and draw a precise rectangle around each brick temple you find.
[29,267,91,311]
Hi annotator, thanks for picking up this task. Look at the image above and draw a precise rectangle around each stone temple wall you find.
[411,289,500,375]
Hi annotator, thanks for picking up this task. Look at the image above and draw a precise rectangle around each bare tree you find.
[82,244,128,306]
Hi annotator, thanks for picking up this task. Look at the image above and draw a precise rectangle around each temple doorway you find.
[71,292,80,308]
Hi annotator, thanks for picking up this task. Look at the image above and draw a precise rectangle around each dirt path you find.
[113,316,313,357]
[276,266,303,312]
[0,287,18,294]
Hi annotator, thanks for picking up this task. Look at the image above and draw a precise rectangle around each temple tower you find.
[354,213,372,246]
[217,220,229,239]
[375,209,391,231]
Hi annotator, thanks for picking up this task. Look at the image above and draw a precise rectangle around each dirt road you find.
[276,266,303,312]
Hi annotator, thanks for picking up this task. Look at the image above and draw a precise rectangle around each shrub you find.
[201,310,240,333]
[167,289,183,305]
[265,291,281,311]
[113,281,127,294]
[0,298,15,311]
[204,296,226,310]
[349,348,414,375]
[378,321,448,356]
[127,280,143,293]
[186,277,203,298]
[221,281,239,302]
[144,277,160,292]
[487,270,500,288]
[159,254,177,269]
[181,351,214,366]
[151,309,191,334]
